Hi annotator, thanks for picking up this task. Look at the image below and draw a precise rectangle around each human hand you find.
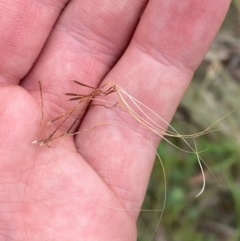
[0,1,230,240]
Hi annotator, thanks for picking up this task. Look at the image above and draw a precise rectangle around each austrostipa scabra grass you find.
[33,80,225,240]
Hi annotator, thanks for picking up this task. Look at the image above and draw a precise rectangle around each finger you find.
[22,0,148,132]
[0,0,69,86]
[76,0,231,218]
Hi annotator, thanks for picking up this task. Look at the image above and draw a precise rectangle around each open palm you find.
[0,1,230,240]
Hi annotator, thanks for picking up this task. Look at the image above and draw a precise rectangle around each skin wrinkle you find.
[114,50,191,127]
[0,1,68,84]
[134,1,225,72]
[35,0,69,9]
[67,0,143,33]
[56,4,143,65]
[54,0,147,65]
[77,113,156,215]
[89,167,140,218]
[134,38,191,74]
[75,117,146,209]
[60,24,123,66]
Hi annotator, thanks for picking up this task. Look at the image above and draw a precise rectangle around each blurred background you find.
[137,1,240,240]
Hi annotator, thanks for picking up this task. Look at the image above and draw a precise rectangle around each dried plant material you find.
[33,81,117,146]
[33,80,228,198]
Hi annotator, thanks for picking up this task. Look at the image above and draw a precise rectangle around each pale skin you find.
[0,0,231,240]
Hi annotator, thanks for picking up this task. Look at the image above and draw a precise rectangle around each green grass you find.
[137,3,240,241]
